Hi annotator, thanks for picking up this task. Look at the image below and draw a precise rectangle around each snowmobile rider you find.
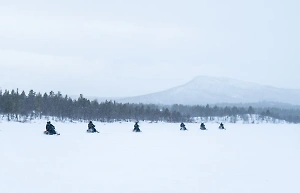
[133,122,141,132]
[180,122,185,127]
[200,122,206,129]
[180,122,187,130]
[46,121,57,134]
[88,121,98,132]
[219,122,224,129]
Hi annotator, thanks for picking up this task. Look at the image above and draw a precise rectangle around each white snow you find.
[0,121,299,193]
[118,76,300,105]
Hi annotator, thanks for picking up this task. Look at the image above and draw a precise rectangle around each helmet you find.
[47,121,50,124]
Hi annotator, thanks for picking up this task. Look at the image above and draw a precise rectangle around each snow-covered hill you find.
[117,76,300,105]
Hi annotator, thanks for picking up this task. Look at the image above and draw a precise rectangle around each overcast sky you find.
[0,0,299,97]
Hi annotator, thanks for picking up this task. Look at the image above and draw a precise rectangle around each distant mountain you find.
[115,76,300,106]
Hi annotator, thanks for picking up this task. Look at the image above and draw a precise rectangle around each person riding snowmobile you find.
[200,122,206,130]
[87,121,99,133]
[45,121,58,135]
[133,122,141,132]
[180,122,187,130]
[219,122,225,129]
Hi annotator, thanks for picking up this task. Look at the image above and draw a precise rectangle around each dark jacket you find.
[46,123,55,131]
[134,123,139,129]
[219,123,224,129]
[88,122,95,129]
[133,123,140,132]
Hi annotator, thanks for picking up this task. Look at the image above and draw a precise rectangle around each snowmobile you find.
[133,122,141,132]
[200,124,207,130]
[218,125,226,130]
[87,128,99,133]
[180,122,187,131]
[133,128,141,132]
[180,126,187,131]
[44,130,60,135]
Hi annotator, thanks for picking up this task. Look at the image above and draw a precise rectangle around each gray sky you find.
[0,0,299,97]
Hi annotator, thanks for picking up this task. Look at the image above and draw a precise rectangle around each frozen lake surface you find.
[0,121,299,193]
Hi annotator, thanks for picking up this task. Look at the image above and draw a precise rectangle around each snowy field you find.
[0,121,299,193]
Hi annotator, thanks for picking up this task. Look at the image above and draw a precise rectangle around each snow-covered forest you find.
[0,89,300,123]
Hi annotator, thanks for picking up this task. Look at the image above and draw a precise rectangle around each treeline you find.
[0,89,186,122]
[0,89,300,123]
[169,104,300,123]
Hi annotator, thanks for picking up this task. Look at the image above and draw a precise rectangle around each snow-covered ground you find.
[0,121,299,193]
